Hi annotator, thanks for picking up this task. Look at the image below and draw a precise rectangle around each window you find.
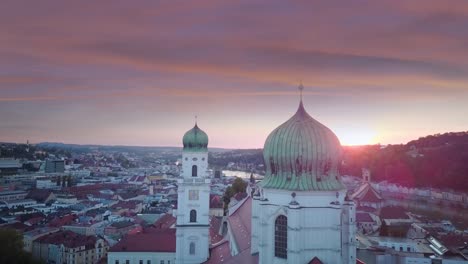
[115,261,119,264]
[399,246,403,251]
[126,260,130,264]
[189,242,195,255]
[192,165,197,177]
[160,261,164,264]
[147,260,151,264]
[140,260,143,264]
[274,215,287,259]
[407,247,411,252]
[190,210,197,222]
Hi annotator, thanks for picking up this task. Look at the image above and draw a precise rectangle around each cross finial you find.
[298,81,304,102]
[195,115,198,126]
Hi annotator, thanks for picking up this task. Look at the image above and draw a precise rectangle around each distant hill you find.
[341,131,468,192]
[407,131,468,148]
[36,142,229,153]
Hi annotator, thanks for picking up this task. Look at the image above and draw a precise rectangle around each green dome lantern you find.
[183,123,209,152]
[261,88,345,191]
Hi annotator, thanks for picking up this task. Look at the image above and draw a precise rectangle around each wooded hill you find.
[340,132,468,191]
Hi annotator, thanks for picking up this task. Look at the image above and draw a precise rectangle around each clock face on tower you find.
[189,190,199,200]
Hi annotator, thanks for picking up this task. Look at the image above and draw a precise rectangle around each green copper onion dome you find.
[261,99,345,191]
[183,123,208,152]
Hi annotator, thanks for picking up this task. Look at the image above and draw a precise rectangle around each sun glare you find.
[336,128,377,146]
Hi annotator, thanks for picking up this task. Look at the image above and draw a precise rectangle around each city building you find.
[0,158,22,175]
[44,159,65,173]
[0,190,28,201]
[351,169,383,210]
[32,230,107,264]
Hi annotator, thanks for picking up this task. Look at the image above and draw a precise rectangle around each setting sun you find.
[335,128,377,146]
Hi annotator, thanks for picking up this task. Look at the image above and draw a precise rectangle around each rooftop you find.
[109,229,176,252]
[36,230,97,249]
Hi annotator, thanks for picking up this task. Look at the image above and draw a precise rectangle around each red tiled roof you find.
[36,230,97,249]
[223,248,258,264]
[25,216,44,226]
[360,189,382,203]
[437,234,468,249]
[380,206,410,220]
[204,240,259,264]
[351,182,382,203]
[227,197,251,252]
[127,225,143,235]
[356,206,377,213]
[26,189,53,203]
[110,200,139,210]
[210,216,223,244]
[109,229,176,252]
[65,183,131,199]
[48,214,76,228]
[204,240,231,263]
[151,214,176,230]
[309,256,323,264]
[210,195,223,209]
[356,213,374,223]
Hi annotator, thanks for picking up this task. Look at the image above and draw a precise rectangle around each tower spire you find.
[195,115,198,126]
[298,81,304,102]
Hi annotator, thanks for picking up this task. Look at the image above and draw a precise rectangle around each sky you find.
[1,0,468,148]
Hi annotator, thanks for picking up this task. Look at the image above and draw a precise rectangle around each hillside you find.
[341,132,468,191]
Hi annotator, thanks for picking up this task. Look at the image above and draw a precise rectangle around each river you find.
[221,170,264,180]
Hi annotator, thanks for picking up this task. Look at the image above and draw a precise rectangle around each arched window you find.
[275,215,287,259]
[192,165,197,177]
[189,242,195,255]
[190,209,197,222]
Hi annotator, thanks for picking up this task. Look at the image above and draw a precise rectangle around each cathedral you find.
[108,85,357,264]
[176,85,357,264]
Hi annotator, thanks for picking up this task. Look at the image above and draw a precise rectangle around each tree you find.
[0,228,44,264]
[231,177,247,194]
[222,177,248,212]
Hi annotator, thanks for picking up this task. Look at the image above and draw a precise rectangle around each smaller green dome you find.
[183,124,208,152]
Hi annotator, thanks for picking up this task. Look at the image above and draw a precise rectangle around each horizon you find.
[3,129,465,150]
[2,1,468,148]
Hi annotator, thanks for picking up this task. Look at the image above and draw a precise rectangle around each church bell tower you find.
[175,123,211,264]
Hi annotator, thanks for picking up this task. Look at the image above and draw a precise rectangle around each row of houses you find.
[376,183,468,204]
